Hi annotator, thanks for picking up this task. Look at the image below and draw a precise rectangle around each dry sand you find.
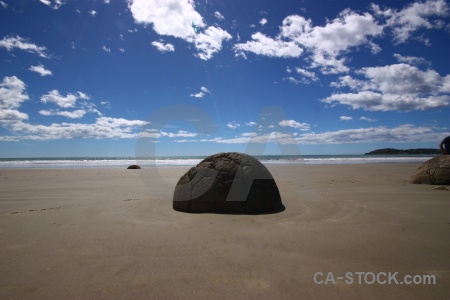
[0,163,449,299]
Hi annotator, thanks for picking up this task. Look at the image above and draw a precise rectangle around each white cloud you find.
[147,125,448,146]
[0,76,29,110]
[216,132,298,144]
[104,0,110,3]
[227,121,240,129]
[0,109,28,122]
[295,68,318,81]
[101,45,111,53]
[234,32,303,58]
[100,101,111,108]
[260,18,268,26]
[372,0,449,44]
[340,116,353,121]
[151,41,175,52]
[194,26,232,60]
[77,91,90,100]
[278,119,310,131]
[128,0,231,60]
[235,9,383,73]
[39,109,87,119]
[89,10,97,16]
[245,121,257,126]
[0,76,29,123]
[297,124,445,144]
[285,67,319,84]
[39,0,65,10]
[393,53,431,66]
[295,11,383,73]
[10,117,149,140]
[324,91,449,111]
[119,48,125,53]
[283,77,305,85]
[190,86,210,98]
[1,1,8,9]
[129,0,205,40]
[40,90,79,108]
[160,130,198,138]
[214,11,224,20]
[327,63,450,111]
[0,35,49,58]
[29,64,53,76]
[359,116,376,122]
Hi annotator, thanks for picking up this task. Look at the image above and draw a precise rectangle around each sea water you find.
[0,155,437,168]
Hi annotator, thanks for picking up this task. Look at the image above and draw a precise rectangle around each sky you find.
[0,0,449,157]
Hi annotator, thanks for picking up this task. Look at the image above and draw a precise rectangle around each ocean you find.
[0,155,437,168]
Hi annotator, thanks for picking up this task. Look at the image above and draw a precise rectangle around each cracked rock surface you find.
[409,156,450,185]
[173,152,284,214]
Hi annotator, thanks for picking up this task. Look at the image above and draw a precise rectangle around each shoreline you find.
[1,163,449,299]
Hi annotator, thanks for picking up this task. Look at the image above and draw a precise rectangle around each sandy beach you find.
[0,163,449,299]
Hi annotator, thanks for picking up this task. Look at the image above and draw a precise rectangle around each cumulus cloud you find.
[326,63,450,111]
[129,0,204,40]
[29,64,53,76]
[227,121,240,129]
[297,124,445,144]
[39,0,65,10]
[174,124,446,145]
[151,41,175,52]
[0,35,49,58]
[190,86,210,98]
[10,117,149,140]
[128,0,231,60]
[372,0,449,44]
[324,91,449,111]
[39,109,87,119]
[359,116,376,122]
[260,18,268,26]
[393,53,431,66]
[295,68,318,81]
[101,45,111,53]
[194,26,232,60]
[0,76,29,123]
[234,32,303,58]
[287,11,383,73]
[339,116,353,121]
[160,130,198,138]
[0,109,29,122]
[245,121,257,127]
[0,76,29,110]
[89,10,97,16]
[235,9,383,73]
[278,119,310,131]
[214,11,225,20]
[285,67,319,84]
[0,76,150,140]
[40,90,91,108]
[216,132,297,144]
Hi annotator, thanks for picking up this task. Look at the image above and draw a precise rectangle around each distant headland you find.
[365,148,441,155]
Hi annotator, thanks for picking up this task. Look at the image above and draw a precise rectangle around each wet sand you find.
[0,164,449,299]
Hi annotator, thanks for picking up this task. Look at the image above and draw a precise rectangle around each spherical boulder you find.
[127,164,141,169]
[173,152,284,214]
[409,156,450,185]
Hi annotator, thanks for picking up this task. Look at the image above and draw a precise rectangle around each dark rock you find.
[173,152,284,214]
[409,156,450,185]
[127,164,141,169]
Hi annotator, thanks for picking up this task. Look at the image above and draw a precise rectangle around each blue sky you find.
[0,0,449,157]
